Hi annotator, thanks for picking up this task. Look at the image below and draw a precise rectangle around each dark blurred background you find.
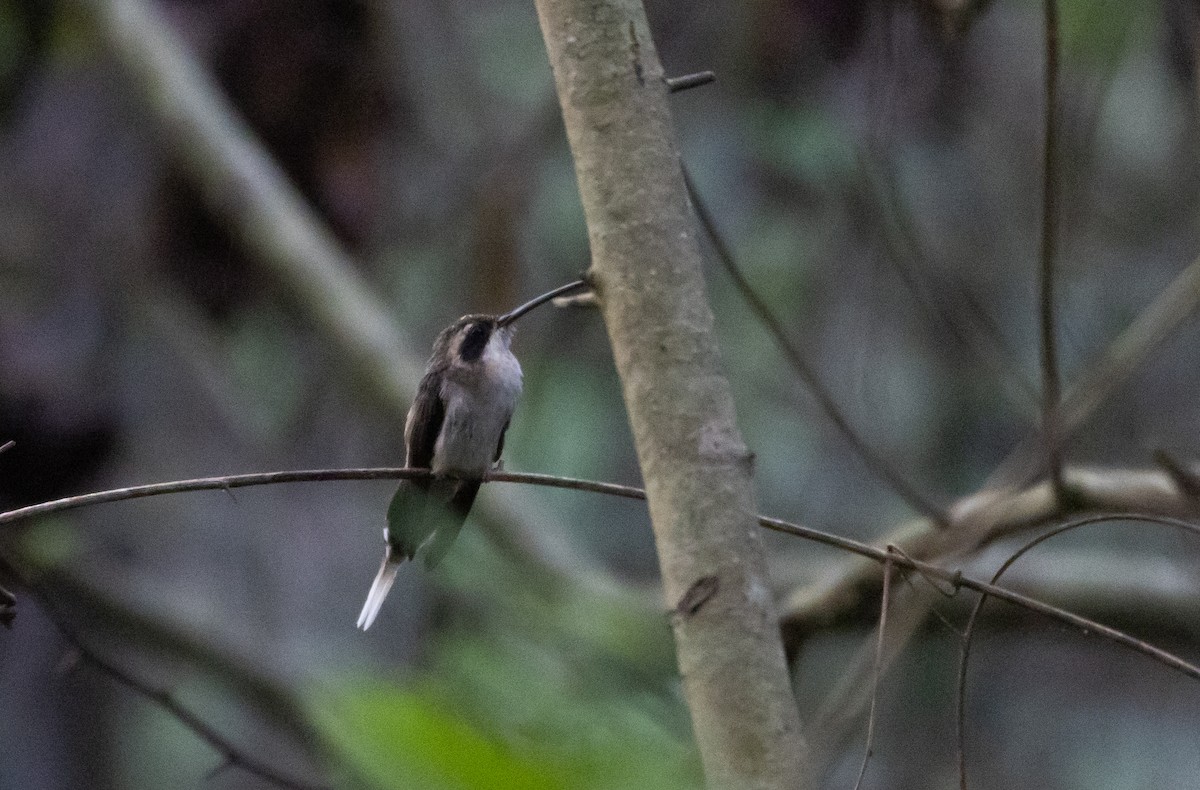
[3,0,1200,787]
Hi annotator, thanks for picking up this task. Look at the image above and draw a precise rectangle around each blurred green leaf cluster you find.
[315,631,701,790]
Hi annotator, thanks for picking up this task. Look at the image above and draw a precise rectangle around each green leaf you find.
[1057,0,1154,75]
[17,517,80,570]
[313,681,567,790]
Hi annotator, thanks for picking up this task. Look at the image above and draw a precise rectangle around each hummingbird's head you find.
[428,279,589,367]
[434,315,512,367]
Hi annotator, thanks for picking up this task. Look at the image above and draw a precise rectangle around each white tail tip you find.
[357,553,400,631]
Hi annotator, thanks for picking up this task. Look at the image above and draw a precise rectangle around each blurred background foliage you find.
[2,0,1200,788]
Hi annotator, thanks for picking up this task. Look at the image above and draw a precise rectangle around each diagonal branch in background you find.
[0,580,14,628]
[683,167,947,525]
[785,243,1200,650]
[41,566,323,746]
[0,555,328,790]
[787,245,1200,751]
[986,247,1200,491]
[77,0,425,403]
[72,0,605,593]
[779,464,1200,640]
[853,150,1037,411]
[1038,0,1065,499]
[781,462,1200,767]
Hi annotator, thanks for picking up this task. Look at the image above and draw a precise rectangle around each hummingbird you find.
[356,279,589,630]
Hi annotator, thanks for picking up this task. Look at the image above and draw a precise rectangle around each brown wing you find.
[404,371,445,477]
[493,419,510,464]
[386,370,447,561]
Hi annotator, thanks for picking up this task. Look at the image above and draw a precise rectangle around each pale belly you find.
[432,364,521,476]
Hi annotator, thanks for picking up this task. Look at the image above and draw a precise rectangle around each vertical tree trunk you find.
[534,2,811,787]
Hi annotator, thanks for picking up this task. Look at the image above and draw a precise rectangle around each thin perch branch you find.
[0,468,654,529]
[0,468,421,526]
[4,467,1199,685]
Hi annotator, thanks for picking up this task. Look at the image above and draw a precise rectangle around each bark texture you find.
[533,2,810,788]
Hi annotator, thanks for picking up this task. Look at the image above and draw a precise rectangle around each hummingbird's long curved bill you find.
[496,279,589,327]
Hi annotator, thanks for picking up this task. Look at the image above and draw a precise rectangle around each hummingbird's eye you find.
[458,321,492,362]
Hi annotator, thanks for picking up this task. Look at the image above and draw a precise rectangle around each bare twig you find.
[781,463,1200,643]
[852,549,895,790]
[0,440,14,454]
[955,513,1200,789]
[665,70,716,92]
[75,633,328,790]
[0,555,327,790]
[683,166,947,525]
[0,468,423,527]
[783,465,1200,765]
[0,468,651,529]
[766,516,1200,682]
[854,150,1037,410]
[1039,0,1065,499]
[987,249,1200,491]
[4,467,1197,684]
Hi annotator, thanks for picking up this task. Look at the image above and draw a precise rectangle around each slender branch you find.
[765,515,1200,683]
[79,638,328,790]
[665,70,716,93]
[781,463,1200,641]
[782,463,1200,767]
[852,550,894,790]
[956,513,1200,789]
[39,564,323,748]
[854,151,1037,410]
[0,555,327,790]
[0,468,422,527]
[683,166,947,525]
[1154,449,1200,502]
[4,466,1199,685]
[987,248,1200,492]
[0,440,14,454]
[0,468,646,529]
[1039,0,1065,499]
